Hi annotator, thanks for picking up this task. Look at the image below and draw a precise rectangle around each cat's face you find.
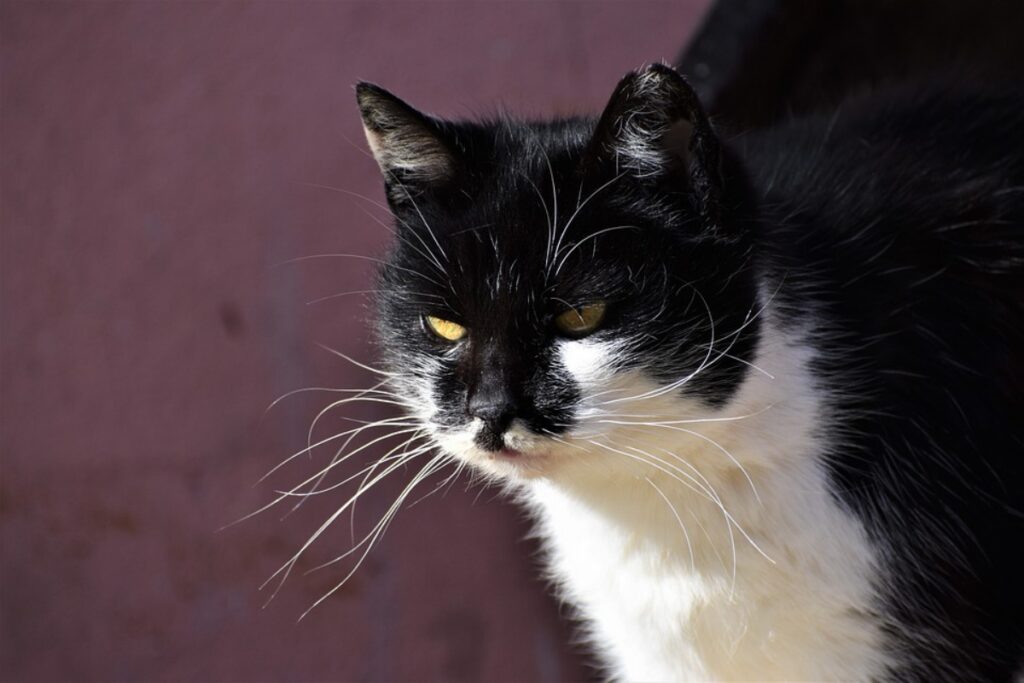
[360,65,758,483]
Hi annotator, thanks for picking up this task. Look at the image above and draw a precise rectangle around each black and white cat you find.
[352,63,1024,680]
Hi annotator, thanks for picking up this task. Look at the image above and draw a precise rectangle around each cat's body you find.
[528,85,1024,681]
[743,86,1024,680]
[353,66,1024,680]
[528,316,888,681]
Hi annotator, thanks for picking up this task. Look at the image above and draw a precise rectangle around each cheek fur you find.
[557,338,620,389]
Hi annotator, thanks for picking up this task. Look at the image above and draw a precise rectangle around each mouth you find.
[434,419,551,476]
[478,442,542,466]
[475,444,548,479]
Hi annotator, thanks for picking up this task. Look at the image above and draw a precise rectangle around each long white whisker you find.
[280,253,446,289]
[316,343,399,378]
[276,440,432,499]
[273,445,430,500]
[650,443,774,567]
[347,430,430,538]
[260,449,434,604]
[640,423,761,505]
[599,283,716,405]
[550,172,627,274]
[297,453,451,620]
[595,438,737,593]
[592,403,775,427]
[646,477,695,573]
[265,380,393,413]
[554,225,641,276]
[292,428,428,507]
[223,426,423,532]
[352,202,447,275]
[311,452,448,575]
[541,147,559,269]
[590,439,715,502]
[260,416,413,484]
[294,180,449,272]
[384,172,449,264]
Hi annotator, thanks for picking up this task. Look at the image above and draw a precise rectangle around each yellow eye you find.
[554,302,607,337]
[424,315,467,342]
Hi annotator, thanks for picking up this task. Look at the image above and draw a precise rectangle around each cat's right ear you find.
[356,83,457,193]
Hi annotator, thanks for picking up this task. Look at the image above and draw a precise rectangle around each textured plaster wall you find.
[1,2,709,680]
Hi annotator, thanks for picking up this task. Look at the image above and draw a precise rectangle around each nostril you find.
[468,387,520,436]
[466,368,519,440]
[468,401,517,435]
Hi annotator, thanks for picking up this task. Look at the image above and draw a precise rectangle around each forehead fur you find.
[381,122,667,309]
[372,113,756,411]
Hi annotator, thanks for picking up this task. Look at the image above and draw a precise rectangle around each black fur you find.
[744,84,1024,681]
[359,67,1024,679]
[363,68,758,453]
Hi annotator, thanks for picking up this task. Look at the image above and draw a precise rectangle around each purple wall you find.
[1,3,709,680]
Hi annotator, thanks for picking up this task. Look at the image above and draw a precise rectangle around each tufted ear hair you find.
[585,64,725,234]
[356,83,457,191]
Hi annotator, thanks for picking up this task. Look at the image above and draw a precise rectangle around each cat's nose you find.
[467,390,518,440]
[471,382,520,446]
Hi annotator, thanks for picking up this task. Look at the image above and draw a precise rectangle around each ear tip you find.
[356,83,411,118]
[633,63,688,88]
[622,64,701,108]
[643,62,680,77]
[355,81,385,105]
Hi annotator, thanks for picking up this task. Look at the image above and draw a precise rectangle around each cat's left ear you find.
[356,82,458,193]
[586,64,724,233]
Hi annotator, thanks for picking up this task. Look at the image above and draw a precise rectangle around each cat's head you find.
[357,64,759,484]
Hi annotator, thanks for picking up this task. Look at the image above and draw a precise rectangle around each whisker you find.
[646,477,695,573]
[280,252,446,289]
[602,286,717,405]
[553,224,641,276]
[316,344,400,379]
[549,172,627,276]
[383,171,449,265]
[273,443,430,500]
[292,180,448,275]
[259,416,414,484]
[265,380,394,413]
[648,423,761,505]
[296,453,452,620]
[289,432,430,520]
[347,430,430,538]
[260,449,437,605]
[592,403,775,427]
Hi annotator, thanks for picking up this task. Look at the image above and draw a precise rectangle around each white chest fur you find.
[525,321,891,682]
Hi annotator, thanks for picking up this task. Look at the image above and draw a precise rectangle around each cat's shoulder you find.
[741,81,1024,299]
[739,82,1024,203]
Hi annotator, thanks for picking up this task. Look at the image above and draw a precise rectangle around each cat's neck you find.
[521,314,888,680]
[526,311,832,570]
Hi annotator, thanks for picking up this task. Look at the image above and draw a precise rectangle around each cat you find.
[348,63,1024,681]
[676,0,1024,132]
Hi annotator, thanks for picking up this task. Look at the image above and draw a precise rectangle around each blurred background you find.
[1,2,710,681]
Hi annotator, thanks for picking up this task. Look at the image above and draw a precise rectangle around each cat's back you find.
[744,83,1024,394]
[749,85,1024,257]
[740,83,1024,680]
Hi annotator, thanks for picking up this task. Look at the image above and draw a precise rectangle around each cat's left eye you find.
[424,315,467,342]
[554,302,607,338]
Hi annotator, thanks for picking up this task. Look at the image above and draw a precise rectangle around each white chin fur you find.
[423,317,889,681]
[538,323,887,681]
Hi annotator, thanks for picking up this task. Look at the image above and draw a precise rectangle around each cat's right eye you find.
[424,315,467,342]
